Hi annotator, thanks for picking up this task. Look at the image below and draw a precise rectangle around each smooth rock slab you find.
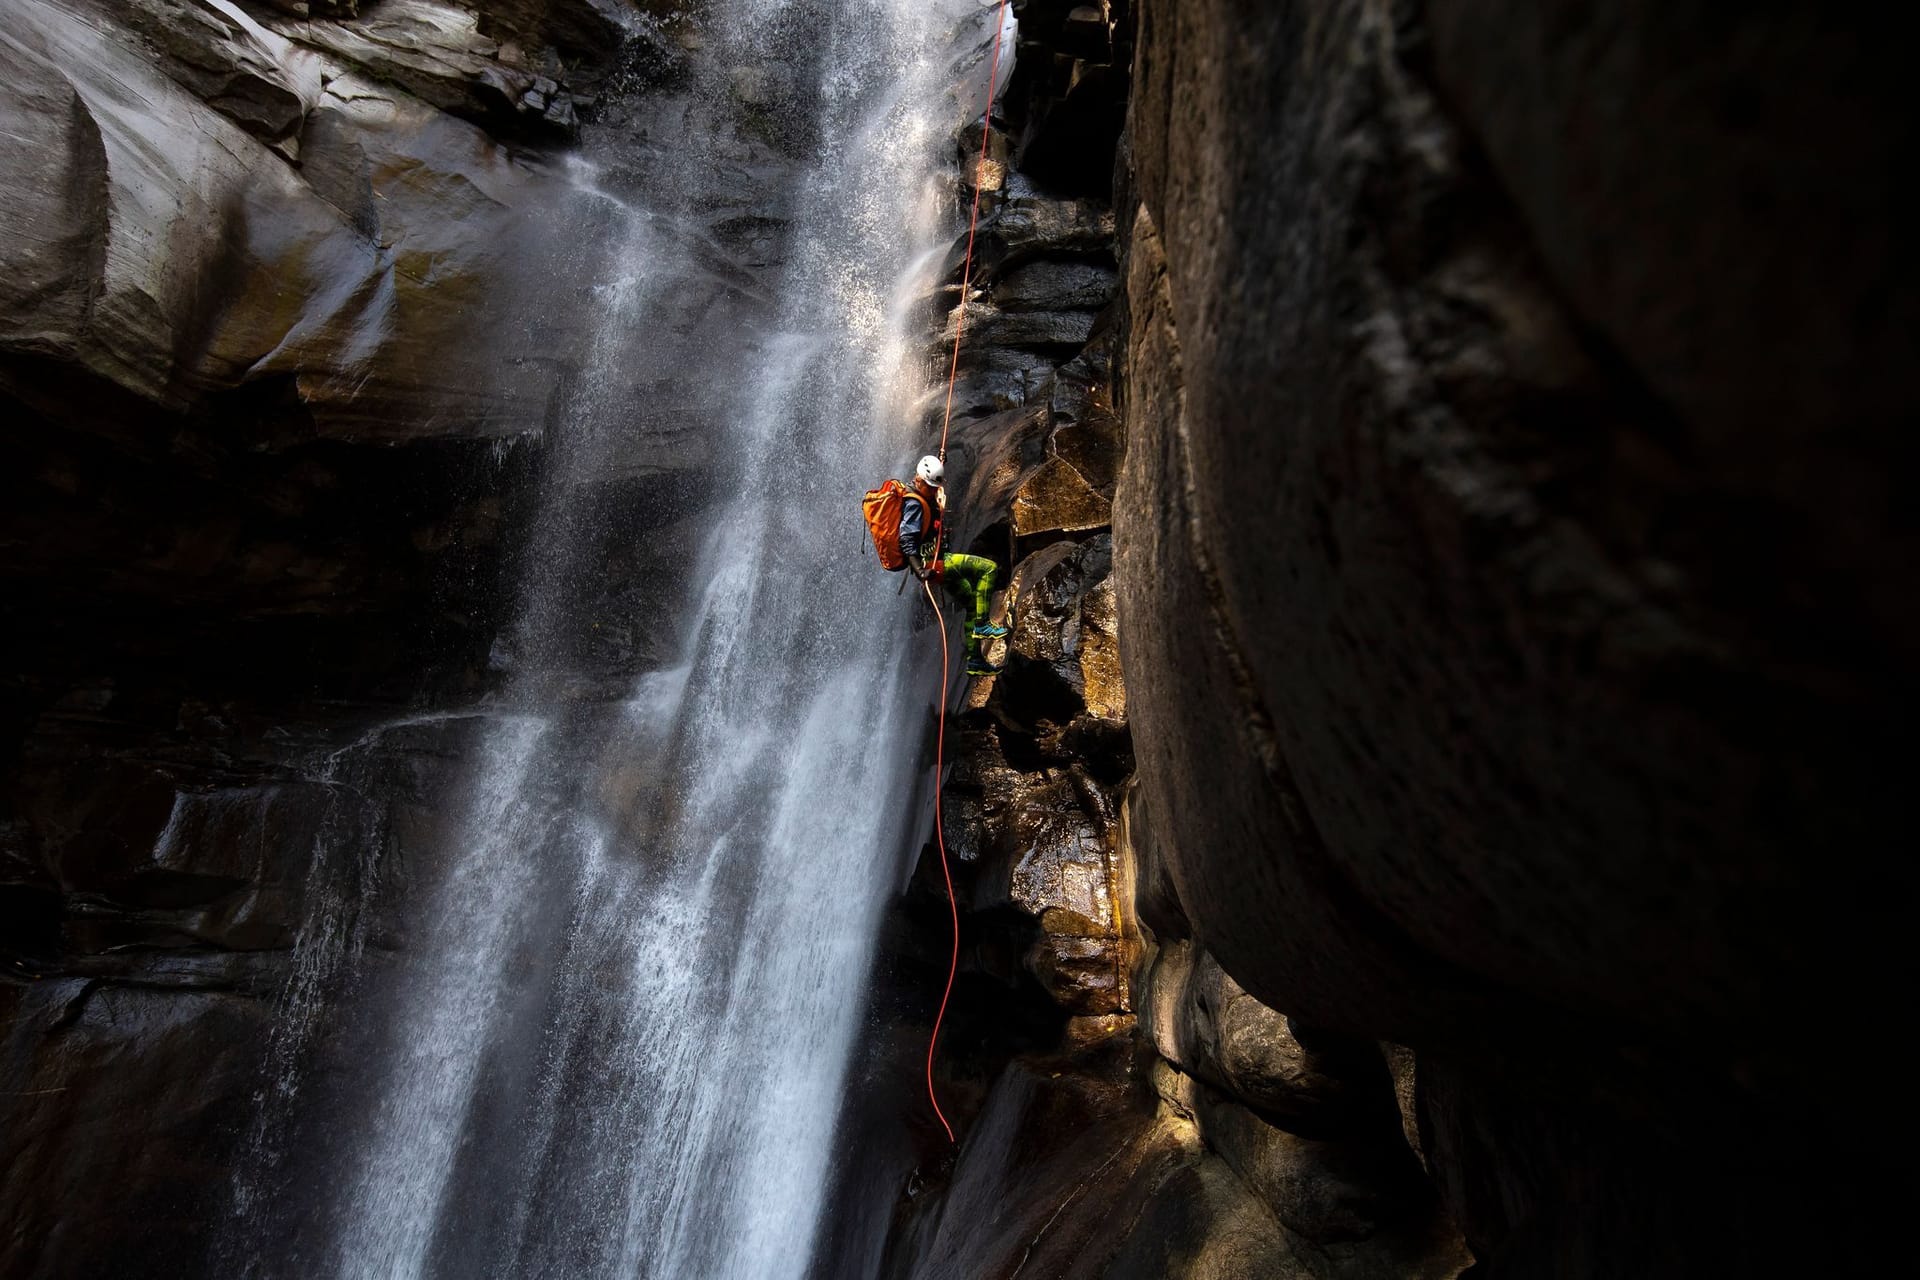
[1114,0,1918,1270]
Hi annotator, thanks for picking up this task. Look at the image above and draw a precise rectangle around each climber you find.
[901,455,1008,677]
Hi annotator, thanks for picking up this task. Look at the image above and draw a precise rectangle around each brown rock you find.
[1077,574,1125,722]
[1007,781,1114,929]
[1004,535,1119,716]
[1027,933,1126,1015]
[1011,455,1111,537]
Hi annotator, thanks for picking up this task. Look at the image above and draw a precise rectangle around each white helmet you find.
[915,455,945,487]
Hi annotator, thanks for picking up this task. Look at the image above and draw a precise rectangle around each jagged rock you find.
[945,403,1051,546]
[1003,535,1118,720]
[1002,780,1110,921]
[962,759,1126,1015]
[1076,575,1125,722]
[990,258,1116,311]
[941,725,1032,873]
[107,0,313,142]
[1027,931,1125,1015]
[944,181,1116,281]
[1011,454,1111,536]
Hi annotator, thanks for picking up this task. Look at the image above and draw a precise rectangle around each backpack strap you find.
[910,488,943,560]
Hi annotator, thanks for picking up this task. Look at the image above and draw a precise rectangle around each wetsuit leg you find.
[940,552,999,651]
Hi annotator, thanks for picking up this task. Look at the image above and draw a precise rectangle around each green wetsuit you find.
[899,482,1000,659]
[938,552,999,657]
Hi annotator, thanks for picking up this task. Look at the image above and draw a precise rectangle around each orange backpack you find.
[862,479,933,571]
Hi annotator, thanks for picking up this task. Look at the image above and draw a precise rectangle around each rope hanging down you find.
[936,0,1012,467]
[921,580,960,1144]
[924,0,1011,1147]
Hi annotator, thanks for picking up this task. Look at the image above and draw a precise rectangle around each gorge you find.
[3,1,1914,1278]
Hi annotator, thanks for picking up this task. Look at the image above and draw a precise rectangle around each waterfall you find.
[222,2,1015,1276]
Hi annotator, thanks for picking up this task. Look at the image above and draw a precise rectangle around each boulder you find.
[1142,940,1387,1135]
[1005,535,1118,708]
[940,733,1128,1014]
[1153,1061,1460,1259]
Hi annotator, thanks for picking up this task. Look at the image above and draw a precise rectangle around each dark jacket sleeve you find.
[898,495,925,560]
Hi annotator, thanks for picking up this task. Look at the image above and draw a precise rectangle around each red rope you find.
[936,0,1011,466]
[924,0,1011,1147]
[922,580,958,1144]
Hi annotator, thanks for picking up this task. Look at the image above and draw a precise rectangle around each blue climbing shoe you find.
[971,622,1010,640]
[965,656,1002,677]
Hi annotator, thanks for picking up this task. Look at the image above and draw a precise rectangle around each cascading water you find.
[224,2,1015,1276]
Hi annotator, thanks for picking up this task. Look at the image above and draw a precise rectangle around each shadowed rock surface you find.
[865,9,1469,1273]
[1113,0,1917,1273]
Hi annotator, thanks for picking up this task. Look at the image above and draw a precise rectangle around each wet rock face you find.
[1114,0,1916,1271]
[0,0,741,726]
[0,698,490,1276]
[889,10,1467,1266]
[0,1,785,1272]
[1,0,680,439]
[925,363,1135,1036]
[940,186,1118,415]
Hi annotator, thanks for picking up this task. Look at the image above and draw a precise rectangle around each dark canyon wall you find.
[1113,0,1916,1274]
